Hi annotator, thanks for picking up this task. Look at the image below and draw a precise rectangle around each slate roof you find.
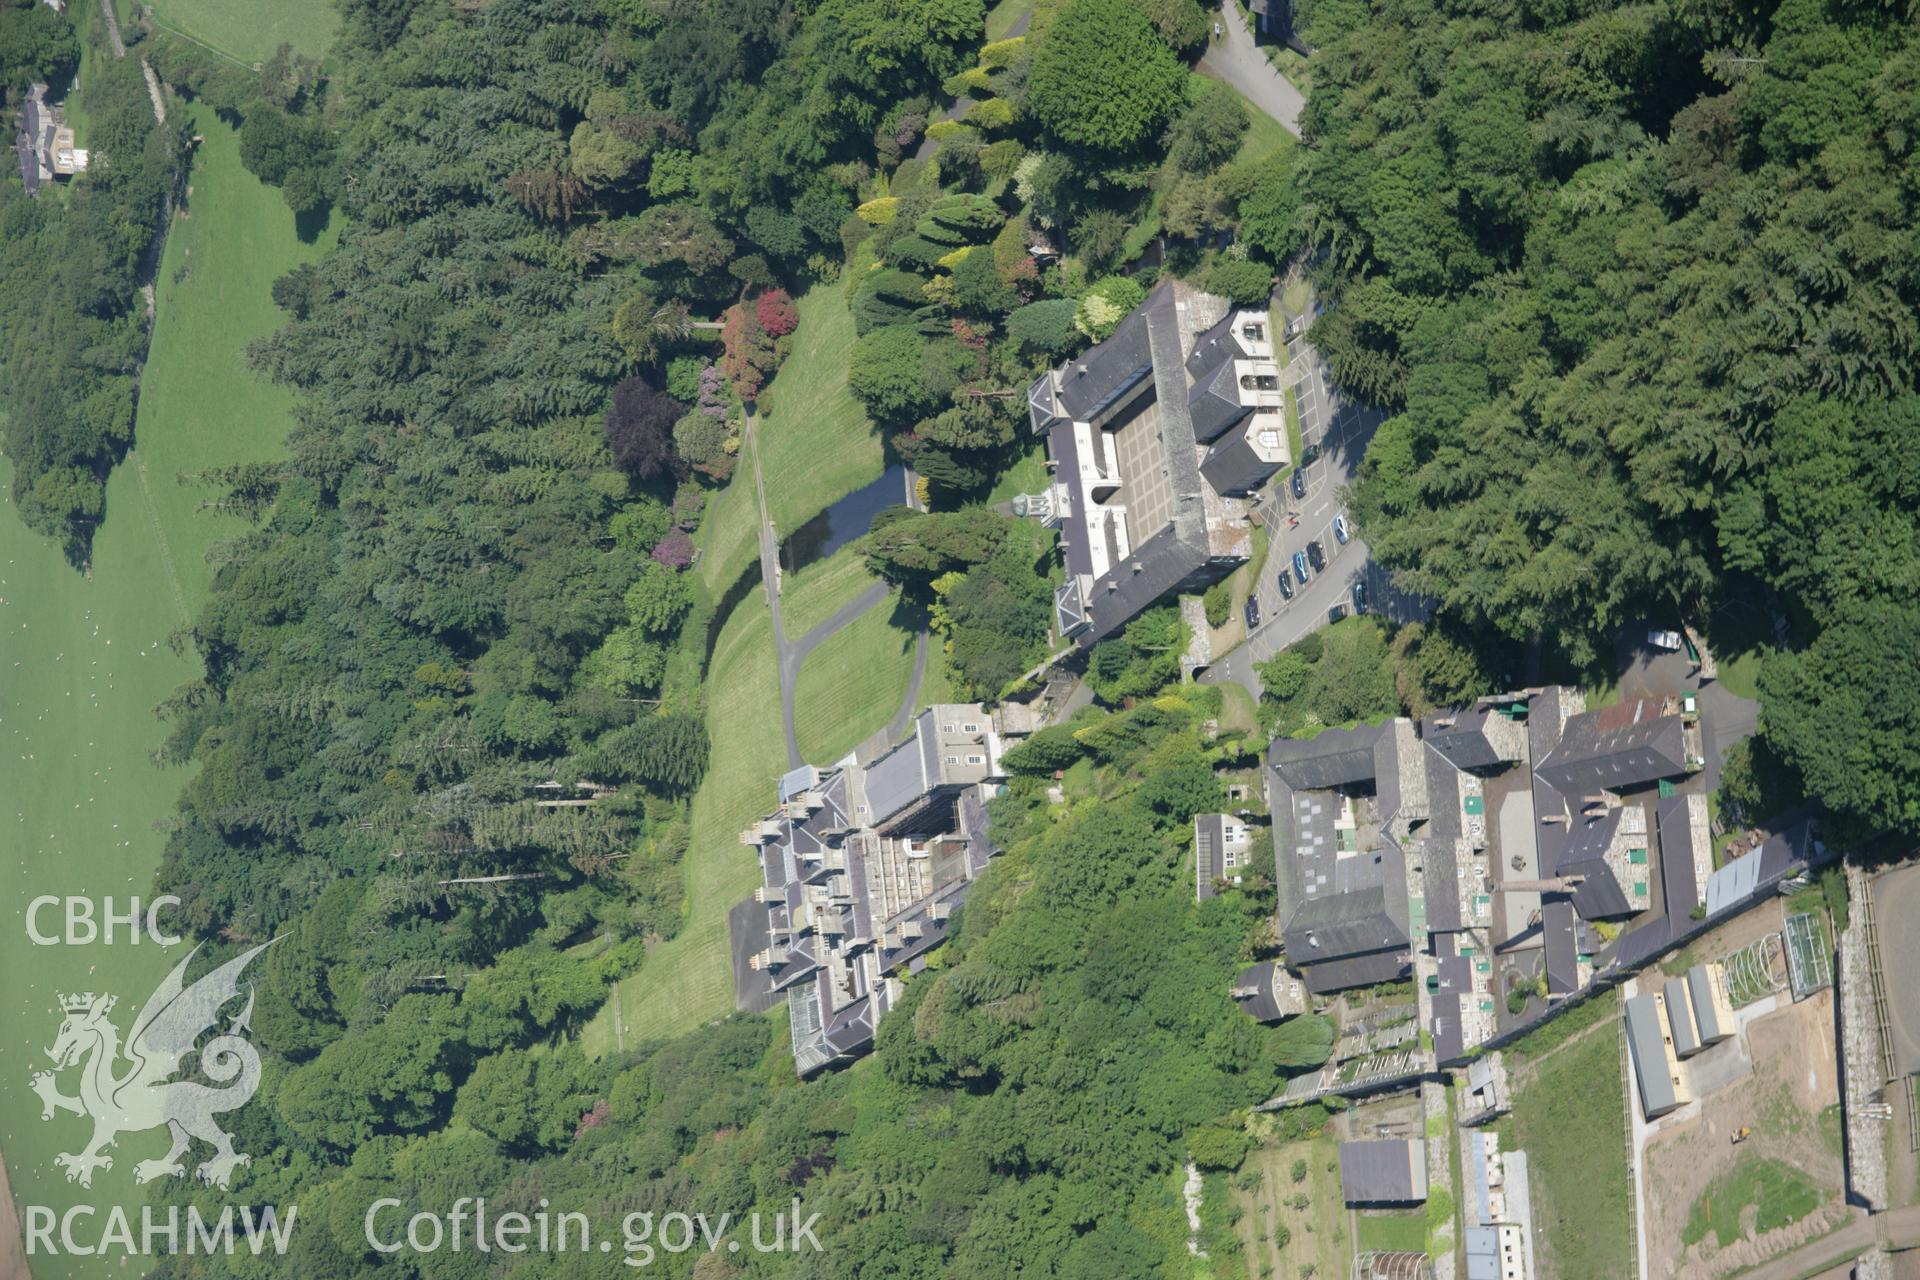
[1422,836,1463,932]
[1434,952,1472,999]
[1232,961,1304,1023]
[15,99,39,194]
[1423,709,1502,772]
[1036,305,1154,428]
[863,737,926,827]
[1282,845,1409,960]
[1340,1140,1427,1205]
[1185,308,1251,381]
[1611,913,1674,970]
[1268,770,1306,925]
[1569,869,1633,921]
[1656,793,1702,917]
[1423,743,1463,843]
[1301,948,1412,994]
[1268,723,1385,791]
[1188,357,1250,444]
[1042,282,1228,645]
[1534,701,1688,797]
[1374,725,1406,828]
[1542,898,1580,995]
[1431,993,1465,1064]
[1200,425,1283,496]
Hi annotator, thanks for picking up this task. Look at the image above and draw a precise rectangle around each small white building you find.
[1194,812,1253,900]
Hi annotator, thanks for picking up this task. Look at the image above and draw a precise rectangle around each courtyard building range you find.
[1023,279,1292,645]
[735,705,1010,1075]
[12,83,90,197]
[1261,686,1708,1066]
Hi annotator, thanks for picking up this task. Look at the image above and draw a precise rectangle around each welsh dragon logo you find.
[30,941,272,1190]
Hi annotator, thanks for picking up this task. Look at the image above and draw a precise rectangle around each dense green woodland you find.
[0,1,184,556]
[1304,0,1920,835]
[4,0,1914,1268]
[0,0,1321,1275]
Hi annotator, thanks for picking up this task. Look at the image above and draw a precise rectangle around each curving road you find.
[1199,1,1306,139]
[745,413,928,768]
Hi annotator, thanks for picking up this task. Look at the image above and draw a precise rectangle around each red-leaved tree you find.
[755,288,799,338]
[720,305,778,404]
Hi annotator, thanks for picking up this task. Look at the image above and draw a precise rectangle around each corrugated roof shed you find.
[1704,846,1762,915]
[1624,993,1678,1117]
[1464,1225,1501,1280]
[1688,964,1727,1043]
[1663,976,1700,1056]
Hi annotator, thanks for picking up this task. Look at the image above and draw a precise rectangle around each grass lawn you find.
[695,432,763,599]
[1702,598,1774,701]
[1217,681,1258,734]
[1229,84,1297,166]
[1284,385,1303,463]
[133,108,340,620]
[984,441,1049,508]
[781,546,883,639]
[582,590,787,1054]
[1583,676,1624,712]
[1497,998,1632,1278]
[0,109,329,1268]
[755,280,884,538]
[984,0,1031,39]
[148,0,338,65]
[1355,1211,1428,1254]
[1280,276,1313,317]
[1682,1156,1827,1248]
[1209,525,1271,652]
[1265,44,1314,96]
[913,634,957,711]
[792,600,919,764]
[1231,1135,1349,1280]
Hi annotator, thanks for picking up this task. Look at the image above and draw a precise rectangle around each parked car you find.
[1306,539,1325,572]
[1244,596,1262,630]
[1300,443,1321,466]
[1275,568,1294,600]
[1332,512,1350,545]
[1327,604,1346,623]
[1292,550,1310,582]
[1351,580,1368,614]
[1289,468,1307,500]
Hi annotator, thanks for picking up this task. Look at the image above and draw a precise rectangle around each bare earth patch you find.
[1644,989,1844,1279]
